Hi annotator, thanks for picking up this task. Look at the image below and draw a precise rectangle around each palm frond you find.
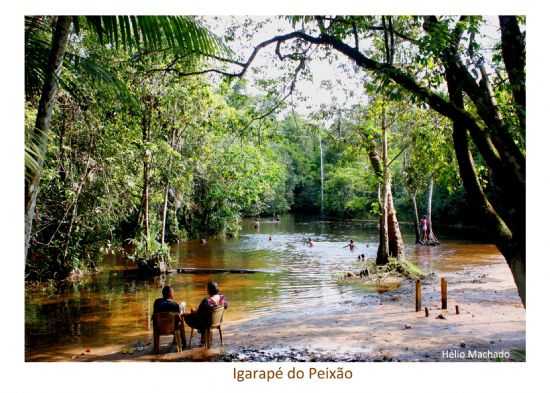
[83,16,230,57]
[25,125,49,183]
[25,33,136,108]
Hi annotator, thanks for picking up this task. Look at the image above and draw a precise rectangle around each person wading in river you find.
[343,239,355,251]
[183,281,228,344]
[420,216,428,243]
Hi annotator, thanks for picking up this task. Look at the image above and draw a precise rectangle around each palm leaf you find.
[25,31,136,107]
[25,125,49,183]
[83,16,230,57]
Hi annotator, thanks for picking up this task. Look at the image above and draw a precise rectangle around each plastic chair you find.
[188,305,225,349]
[152,312,186,354]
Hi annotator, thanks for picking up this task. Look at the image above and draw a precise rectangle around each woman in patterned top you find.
[183,281,228,344]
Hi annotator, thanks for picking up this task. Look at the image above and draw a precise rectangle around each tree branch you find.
[236,56,306,134]
[423,16,525,183]
[499,16,525,127]
[387,143,410,167]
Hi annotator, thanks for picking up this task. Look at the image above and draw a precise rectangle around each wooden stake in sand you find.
[425,307,429,317]
[415,279,421,312]
[441,277,448,310]
[455,305,460,315]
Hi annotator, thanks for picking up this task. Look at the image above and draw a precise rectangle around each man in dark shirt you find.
[153,285,183,314]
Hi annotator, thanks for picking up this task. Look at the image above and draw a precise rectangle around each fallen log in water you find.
[170,267,268,274]
[125,265,269,278]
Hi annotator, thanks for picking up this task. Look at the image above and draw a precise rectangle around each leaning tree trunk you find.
[387,185,404,259]
[445,67,524,306]
[25,16,72,260]
[425,176,440,245]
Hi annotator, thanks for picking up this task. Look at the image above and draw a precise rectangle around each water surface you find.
[25,215,504,360]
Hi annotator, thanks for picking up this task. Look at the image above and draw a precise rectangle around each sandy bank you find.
[30,258,524,362]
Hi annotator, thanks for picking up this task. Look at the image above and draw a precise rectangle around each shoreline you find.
[27,257,525,362]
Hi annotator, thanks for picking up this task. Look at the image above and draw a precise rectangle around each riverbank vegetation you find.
[25,16,525,306]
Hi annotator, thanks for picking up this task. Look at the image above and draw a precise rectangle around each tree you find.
[25,15,226,259]
[357,98,405,265]
[402,107,453,245]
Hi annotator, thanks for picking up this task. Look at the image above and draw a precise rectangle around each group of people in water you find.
[152,281,228,345]
[301,237,367,253]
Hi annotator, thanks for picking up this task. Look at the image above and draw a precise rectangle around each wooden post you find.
[455,305,460,315]
[415,279,421,312]
[424,307,429,317]
[441,277,448,310]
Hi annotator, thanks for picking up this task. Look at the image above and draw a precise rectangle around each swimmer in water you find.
[343,239,355,250]
[307,237,314,247]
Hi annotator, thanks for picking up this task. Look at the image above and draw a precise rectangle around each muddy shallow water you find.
[25,215,513,361]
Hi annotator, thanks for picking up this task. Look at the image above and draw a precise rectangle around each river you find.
[25,214,507,361]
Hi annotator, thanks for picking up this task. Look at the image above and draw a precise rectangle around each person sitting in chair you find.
[183,281,228,344]
[151,285,186,351]
[153,285,185,315]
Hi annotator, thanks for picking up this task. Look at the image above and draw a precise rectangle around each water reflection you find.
[25,215,503,359]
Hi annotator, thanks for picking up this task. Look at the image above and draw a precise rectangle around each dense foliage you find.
[25,15,524,296]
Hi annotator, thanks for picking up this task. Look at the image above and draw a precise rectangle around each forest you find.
[25,15,525,307]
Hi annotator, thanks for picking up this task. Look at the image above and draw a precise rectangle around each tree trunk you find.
[499,16,525,129]
[499,245,525,308]
[142,157,150,244]
[387,183,404,259]
[25,16,72,260]
[161,184,169,246]
[411,191,421,244]
[377,183,389,265]
[423,17,525,232]
[140,99,152,248]
[364,110,404,265]
[161,127,178,246]
[319,133,324,216]
[425,176,439,245]
[376,108,390,265]
[445,67,524,306]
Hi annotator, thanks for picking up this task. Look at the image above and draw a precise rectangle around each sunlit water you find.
[25,215,504,360]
